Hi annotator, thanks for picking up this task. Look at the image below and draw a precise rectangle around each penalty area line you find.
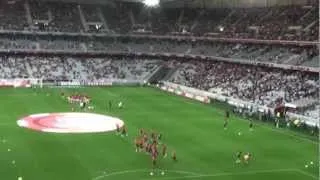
[168,170,203,176]
[140,168,299,180]
[294,169,318,180]
[257,124,318,145]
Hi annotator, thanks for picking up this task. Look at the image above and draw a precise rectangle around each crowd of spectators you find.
[0,55,161,81]
[0,35,318,67]
[0,1,318,41]
[169,60,319,115]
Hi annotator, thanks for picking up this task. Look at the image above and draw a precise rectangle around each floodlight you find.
[143,0,160,7]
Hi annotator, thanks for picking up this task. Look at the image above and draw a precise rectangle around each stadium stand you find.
[0,35,317,67]
[0,0,318,123]
[0,2,28,30]
[0,55,162,81]
[169,60,318,106]
[0,1,317,40]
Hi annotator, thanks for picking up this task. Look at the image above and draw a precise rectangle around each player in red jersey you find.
[150,146,158,176]
[151,144,158,167]
[162,144,167,158]
[134,137,143,152]
[144,142,150,153]
[148,143,153,154]
[143,133,149,152]
[143,133,148,142]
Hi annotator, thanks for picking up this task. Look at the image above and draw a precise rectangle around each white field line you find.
[140,168,316,180]
[294,169,318,179]
[93,168,318,180]
[255,123,318,145]
[169,170,203,176]
[92,169,203,180]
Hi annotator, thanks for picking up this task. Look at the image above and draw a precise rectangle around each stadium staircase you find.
[162,68,178,81]
[300,6,315,22]
[259,9,273,22]
[48,9,53,22]
[146,65,173,84]
[78,5,89,32]
[177,9,184,27]
[24,61,34,78]
[190,10,205,31]
[24,1,33,26]
[221,10,235,24]
[233,12,246,26]
[283,55,301,65]
[302,56,319,67]
[143,65,161,82]
[304,20,318,31]
[129,10,135,26]
[98,7,109,31]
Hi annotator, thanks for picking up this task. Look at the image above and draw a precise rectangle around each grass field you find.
[0,87,318,180]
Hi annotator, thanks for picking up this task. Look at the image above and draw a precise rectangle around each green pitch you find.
[0,87,318,180]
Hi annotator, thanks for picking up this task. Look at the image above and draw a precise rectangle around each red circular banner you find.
[17,113,124,133]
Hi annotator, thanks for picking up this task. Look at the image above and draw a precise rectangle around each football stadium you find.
[0,0,319,180]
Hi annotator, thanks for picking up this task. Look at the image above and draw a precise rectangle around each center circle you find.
[17,112,125,133]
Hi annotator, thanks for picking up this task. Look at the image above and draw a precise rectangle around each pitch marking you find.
[93,169,203,180]
[92,168,318,180]
[256,123,318,145]
[294,169,318,179]
[141,168,317,180]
